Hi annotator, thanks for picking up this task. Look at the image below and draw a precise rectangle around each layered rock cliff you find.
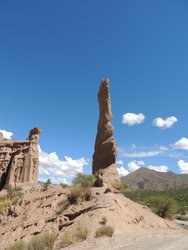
[0,128,41,190]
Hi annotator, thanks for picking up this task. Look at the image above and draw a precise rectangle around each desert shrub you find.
[0,199,11,215]
[3,185,23,205]
[95,225,114,238]
[30,186,39,193]
[74,226,88,241]
[68,185,91,205]
[4,184,14,199]
[61,227,88,247]
[72,173,96,188]
[58,199,70,213]
[0,185,23,216]
[60,183,69,189]
[61,231,75,247]
[100,216,107,225]
[5,240,26,250]
[12,189,24,205]
[112,180,126,193]
[27,232,56,250]
[149,196,177,219]
[42,179,52,191]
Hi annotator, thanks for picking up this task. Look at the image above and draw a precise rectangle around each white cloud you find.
[116,160,124,165]
[131,144,137,150]
[127,160,145,172]
[117,166,129,177]
[158,146,168,151]
[127,160,168,173]
[177,160,188,174]
[0,129,13,139]
[122,113,145,126]
[153,116,177,129]
[39,148,89,184]
[148,165,168,172]
[173,137,188,150]
[124,151,162,158]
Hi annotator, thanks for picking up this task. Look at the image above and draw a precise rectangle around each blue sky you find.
[1,0,188,183]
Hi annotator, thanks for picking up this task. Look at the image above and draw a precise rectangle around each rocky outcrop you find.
[0,128,41,189]
[92,79,119,186]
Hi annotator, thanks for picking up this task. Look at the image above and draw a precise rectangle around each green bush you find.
[68,185,91,205]
[149,196,177,219]
[125,188,188,215]
[72,173,96,188]
[27,232,56,250]
[95,225,114,238]
[5,240,26,250]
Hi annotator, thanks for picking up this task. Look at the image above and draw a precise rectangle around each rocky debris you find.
[0,128,41,190]
[0,186,69,249]
[92,79,120,186]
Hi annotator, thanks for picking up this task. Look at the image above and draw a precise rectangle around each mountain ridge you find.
[121,167,188,191]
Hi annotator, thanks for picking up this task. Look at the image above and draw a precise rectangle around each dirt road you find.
[116,232,188,250]
[62,231,188,250]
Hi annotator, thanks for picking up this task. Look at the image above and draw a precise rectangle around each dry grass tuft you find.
[5,240,26,250]
[68,185,91,205]
[95,225,114,238]
[27,232,56,250]
[61,227,88,247]
[112,180,126,193]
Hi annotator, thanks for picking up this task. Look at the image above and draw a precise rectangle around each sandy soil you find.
[0,186,185,250]
[117,232,188,250]
[61,231,188,250]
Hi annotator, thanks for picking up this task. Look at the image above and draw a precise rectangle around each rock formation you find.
[92,78,120,186]
[0,128,41,190]
[0,185,180,249]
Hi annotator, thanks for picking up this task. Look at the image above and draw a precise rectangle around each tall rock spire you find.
[92,78,119,186]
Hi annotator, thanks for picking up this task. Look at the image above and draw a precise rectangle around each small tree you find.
[149,196,177,219]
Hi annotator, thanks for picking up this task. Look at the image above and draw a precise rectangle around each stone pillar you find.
[92,79,120,186]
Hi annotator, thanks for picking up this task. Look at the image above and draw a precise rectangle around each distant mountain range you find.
[121,167,188,191]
